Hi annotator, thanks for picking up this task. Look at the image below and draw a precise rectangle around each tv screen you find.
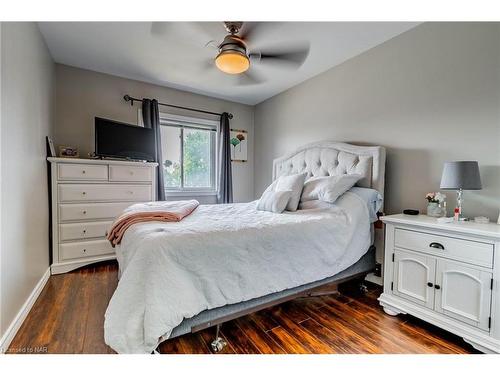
[95,117,156,161]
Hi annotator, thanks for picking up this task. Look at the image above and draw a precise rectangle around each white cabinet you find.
[379,214,500,353]
[393,249,436,309]
[435,260,492,331]
[48,157,158,274]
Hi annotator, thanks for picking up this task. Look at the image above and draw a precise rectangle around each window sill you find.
[166,190,217,197]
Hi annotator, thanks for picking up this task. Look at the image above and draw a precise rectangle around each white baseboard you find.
[365,272,383,286]
[0,267,51,353]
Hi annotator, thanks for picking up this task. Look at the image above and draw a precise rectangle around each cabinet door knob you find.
[427,282,434,287]
[434,284,441,290]
[429,242,445,250]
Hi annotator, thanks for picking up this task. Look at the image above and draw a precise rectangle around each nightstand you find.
[379,214,500,353]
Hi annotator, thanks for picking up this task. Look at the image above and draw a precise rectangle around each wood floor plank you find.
[265,327,311,354]
[320,298,422,353]
[7,262,478,354]
[235,316,286,354]
[298,303,383,354]
[218,320,261,354]
[265,307,336,353]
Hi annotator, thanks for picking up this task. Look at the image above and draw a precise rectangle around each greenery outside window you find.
[160,113,217,194]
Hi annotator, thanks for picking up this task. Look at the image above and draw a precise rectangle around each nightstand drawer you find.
[394,228,493,268]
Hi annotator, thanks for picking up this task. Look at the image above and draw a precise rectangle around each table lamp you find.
[440,161,482,220]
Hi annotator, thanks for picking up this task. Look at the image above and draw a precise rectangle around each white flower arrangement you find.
[426,192,446,203]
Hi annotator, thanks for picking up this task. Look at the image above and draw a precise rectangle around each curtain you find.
[142,98,165,201]
[217,112,233,203]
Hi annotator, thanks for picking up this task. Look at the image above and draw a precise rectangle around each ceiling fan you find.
[152,21,310,85]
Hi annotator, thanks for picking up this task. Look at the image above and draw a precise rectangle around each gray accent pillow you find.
[301,174,362,203]
[275,173,307,211]
[257,190,293,213]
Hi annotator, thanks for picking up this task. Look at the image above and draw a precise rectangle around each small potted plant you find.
[425,192,446,217]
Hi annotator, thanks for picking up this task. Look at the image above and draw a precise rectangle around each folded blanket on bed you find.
[107,200,199,247]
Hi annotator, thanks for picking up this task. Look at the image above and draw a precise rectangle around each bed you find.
[104,141,386,354]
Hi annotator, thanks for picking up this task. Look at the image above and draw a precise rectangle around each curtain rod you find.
[123,95,233,119]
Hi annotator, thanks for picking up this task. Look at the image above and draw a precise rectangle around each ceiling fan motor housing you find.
[218,35,248,56]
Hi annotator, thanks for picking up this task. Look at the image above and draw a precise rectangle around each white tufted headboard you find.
[272,141,386,208]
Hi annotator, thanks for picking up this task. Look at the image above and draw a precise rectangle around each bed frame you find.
[162,141,386,352]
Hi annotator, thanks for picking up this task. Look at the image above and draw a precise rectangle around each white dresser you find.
[379,214,500,353]
[47,158,158,274]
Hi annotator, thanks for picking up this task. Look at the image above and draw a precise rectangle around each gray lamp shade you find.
[440,161,482,190]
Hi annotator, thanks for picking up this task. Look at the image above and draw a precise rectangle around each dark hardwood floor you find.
[7,261,479,354]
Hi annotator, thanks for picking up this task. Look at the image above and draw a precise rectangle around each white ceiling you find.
[38,22,418,105]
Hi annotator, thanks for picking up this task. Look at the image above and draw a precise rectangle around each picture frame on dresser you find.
[47,157,158,274]
[379,214,500,353]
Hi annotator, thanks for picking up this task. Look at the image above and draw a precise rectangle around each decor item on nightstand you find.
[440,161,482,220]
[425,192,446,217]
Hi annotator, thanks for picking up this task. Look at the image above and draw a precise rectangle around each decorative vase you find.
[427,202,444,217]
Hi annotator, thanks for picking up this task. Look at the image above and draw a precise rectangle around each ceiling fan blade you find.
[235,69,265,86]
[239,22,280,46]
[238,22,259,40]
[250,43,310,68]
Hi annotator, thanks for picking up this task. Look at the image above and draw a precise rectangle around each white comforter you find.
[104,191,371,353]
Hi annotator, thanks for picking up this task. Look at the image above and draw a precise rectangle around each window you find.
[160,114,217,193]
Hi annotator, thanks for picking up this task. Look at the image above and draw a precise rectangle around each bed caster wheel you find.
[211,337,227,353]
[359,283,368,294]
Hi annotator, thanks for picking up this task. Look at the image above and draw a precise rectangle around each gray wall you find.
[254,23,500,220]
[54,65,255,203]
[1,23,55,340]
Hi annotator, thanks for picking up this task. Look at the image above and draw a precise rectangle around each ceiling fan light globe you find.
[215,51,250,74]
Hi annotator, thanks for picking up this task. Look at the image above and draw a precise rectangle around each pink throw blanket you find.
[107,200,199,247]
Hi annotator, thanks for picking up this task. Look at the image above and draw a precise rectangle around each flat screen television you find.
[95,117,156,161]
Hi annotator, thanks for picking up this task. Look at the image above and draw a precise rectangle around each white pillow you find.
[274,173,307,211]
[301,174,362,203]
[257,190,293,213]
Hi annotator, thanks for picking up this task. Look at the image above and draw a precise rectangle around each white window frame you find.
[159,112,218,195]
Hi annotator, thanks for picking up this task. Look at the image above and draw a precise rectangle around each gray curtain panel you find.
[217,112,233,203]
[142,98,166,201]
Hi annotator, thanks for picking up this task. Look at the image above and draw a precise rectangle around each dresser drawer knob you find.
[82,229,87,234]
[82,191,86,195]
[82,170,86,174]
[83,248,87,253]
[434,284,441,290]
[429,242,444,250]
[82,210,87,215]
[427,282,434,287]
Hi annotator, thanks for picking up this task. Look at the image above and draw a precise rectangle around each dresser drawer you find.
[109,165,152,182]
[58,164,108,181]
[394,228,493,268]
[59,221,113,241]
[59,202,132,222]
[60,239,114,261]
[58,184,152,202]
